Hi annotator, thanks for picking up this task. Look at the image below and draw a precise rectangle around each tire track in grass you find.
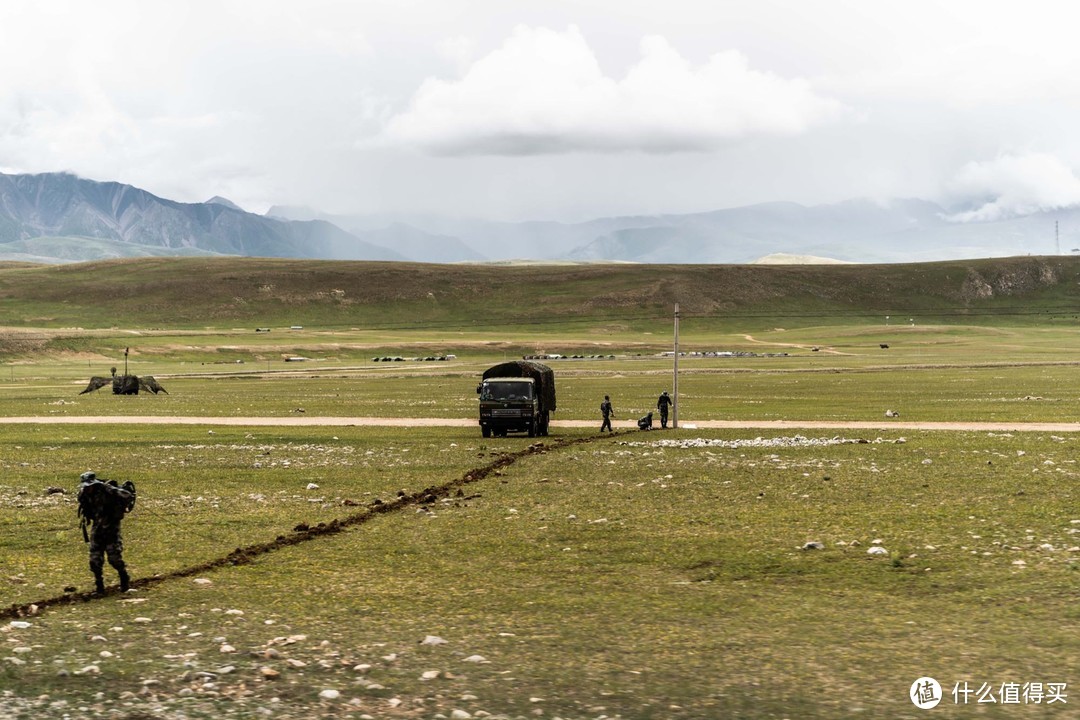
[2,431,625,620]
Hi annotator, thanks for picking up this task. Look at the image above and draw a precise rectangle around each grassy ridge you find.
[0,255,1079,331]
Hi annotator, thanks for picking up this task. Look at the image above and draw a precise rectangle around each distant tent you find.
[79,372,168,395]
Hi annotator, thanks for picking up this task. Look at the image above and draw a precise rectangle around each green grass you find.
[1,254,1080,333]
[4,341,1080,425]
[2,426,1076,719]
[2,256,1080,718]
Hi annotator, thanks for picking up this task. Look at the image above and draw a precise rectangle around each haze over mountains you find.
[0,171,1075,265]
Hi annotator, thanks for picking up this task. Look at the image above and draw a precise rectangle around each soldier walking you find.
[600,395,615,432]
[656,390,673,429]
[77,471,136,594]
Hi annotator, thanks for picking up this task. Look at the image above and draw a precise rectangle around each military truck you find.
[477,360,556,437]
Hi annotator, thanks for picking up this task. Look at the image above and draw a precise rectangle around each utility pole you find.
[672,303,679,429]
[1056,220,1061,255]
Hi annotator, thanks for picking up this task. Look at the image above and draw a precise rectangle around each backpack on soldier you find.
[77,479,136,542]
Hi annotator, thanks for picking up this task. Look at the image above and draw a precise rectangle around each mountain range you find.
[0,171,1076,264]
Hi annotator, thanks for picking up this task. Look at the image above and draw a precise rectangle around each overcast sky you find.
[3,0,1080,222]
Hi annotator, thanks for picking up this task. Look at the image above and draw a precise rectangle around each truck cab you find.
[478,377,541,437]
[477,360,555,438]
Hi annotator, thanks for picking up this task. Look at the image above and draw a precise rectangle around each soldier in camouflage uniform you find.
[656,391,673,429]
[600,395,615,432]
[77,471,136,594]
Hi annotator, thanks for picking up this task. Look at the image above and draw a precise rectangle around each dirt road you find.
[5,415,1080,432]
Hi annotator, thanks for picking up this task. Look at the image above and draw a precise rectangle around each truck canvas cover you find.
[482,360,556,412]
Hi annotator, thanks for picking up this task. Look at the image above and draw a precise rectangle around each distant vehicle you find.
[477,360,556,438]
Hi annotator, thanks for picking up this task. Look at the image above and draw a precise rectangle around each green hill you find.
[0,255,1077,331]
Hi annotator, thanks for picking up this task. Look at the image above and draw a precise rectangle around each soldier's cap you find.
[80,471,96,483]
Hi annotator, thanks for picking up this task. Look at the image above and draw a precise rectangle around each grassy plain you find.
[1,257,1079,719]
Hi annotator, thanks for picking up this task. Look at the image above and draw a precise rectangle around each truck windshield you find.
[481,381,533,402]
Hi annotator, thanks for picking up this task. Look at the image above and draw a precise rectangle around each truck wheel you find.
[482,426,491,438]
[528,421,536,437]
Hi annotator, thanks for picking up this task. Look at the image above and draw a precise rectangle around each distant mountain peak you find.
[0,172,407,264]
[206,196,243,211]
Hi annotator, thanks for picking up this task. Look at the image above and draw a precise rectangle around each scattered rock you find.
[867,546,889,556]
[319,689,340,700]
[421,635,448,645]
[622,435,905,450]
[885,410,900,418]
[463,655,488,663]
[801,541,825,551]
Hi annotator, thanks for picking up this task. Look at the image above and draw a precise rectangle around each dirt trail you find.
[7,412,1079,619]
[5,415,1080,432]
[2,432,611,620]
[742,333,853,355]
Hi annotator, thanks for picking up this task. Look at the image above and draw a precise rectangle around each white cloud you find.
[436,35,477,75]
[944,153,1080,222]
[7,2,1080,222]
[383,25,847,155]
